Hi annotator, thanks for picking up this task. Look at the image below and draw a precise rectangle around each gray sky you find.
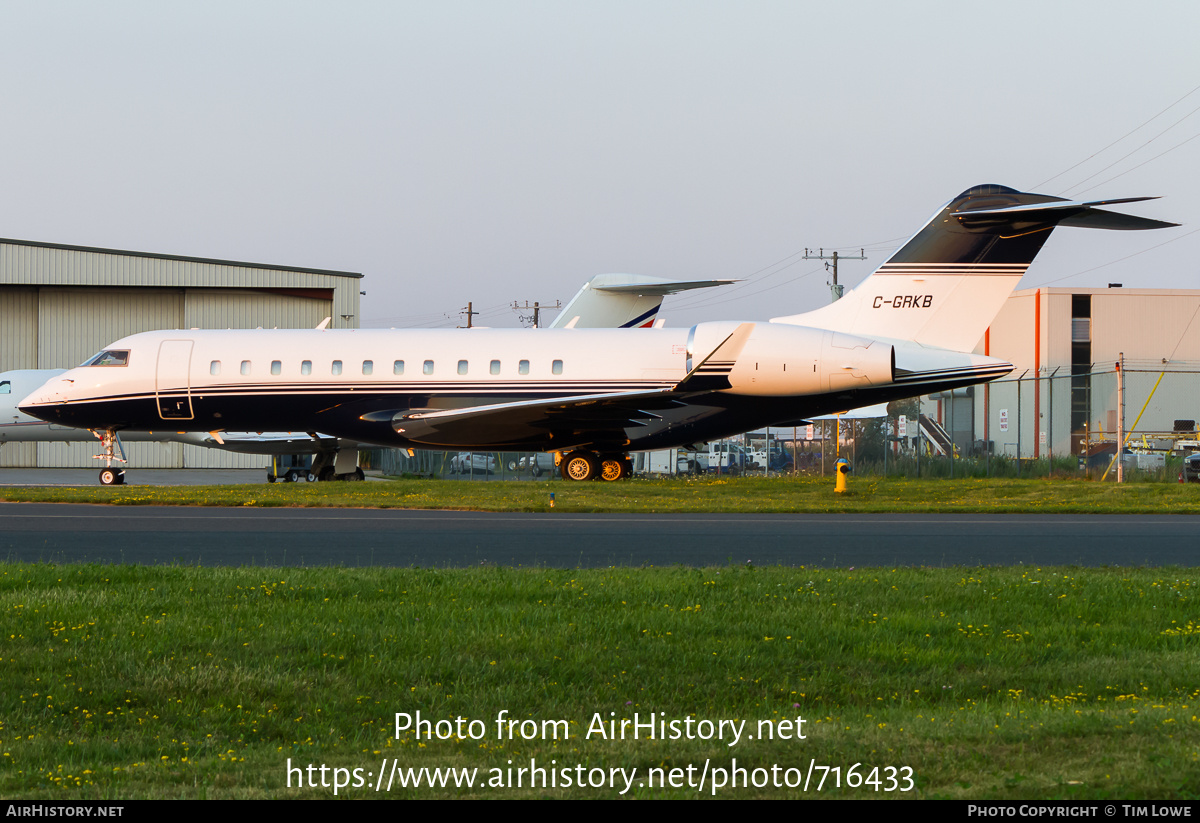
[2,0,1197,329]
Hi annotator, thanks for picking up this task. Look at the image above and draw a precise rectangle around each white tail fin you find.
[550,273,734,329]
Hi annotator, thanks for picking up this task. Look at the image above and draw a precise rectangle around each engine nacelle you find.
[688,322,893,397]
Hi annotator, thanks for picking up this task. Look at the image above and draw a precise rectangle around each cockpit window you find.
[82,350,130,367]
[0,381,9,394]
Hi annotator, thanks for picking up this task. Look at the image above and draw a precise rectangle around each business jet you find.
[19,185,1175,483]
[3,274,726,484]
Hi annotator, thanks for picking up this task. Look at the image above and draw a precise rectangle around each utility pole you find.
[512,300,562,329]
[461,302,478,329]
[1116,353,1125,483]
[804,248,866,302]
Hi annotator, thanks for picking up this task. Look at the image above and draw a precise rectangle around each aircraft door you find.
[156,339,194,420]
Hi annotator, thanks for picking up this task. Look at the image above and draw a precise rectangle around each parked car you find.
[1183,452,1200,483]
[507,453,556,477]
[449,452,496,474]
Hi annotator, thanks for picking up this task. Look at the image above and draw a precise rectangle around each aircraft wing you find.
[391,390,688,448]
[177,431,340,455]
[383,323,755,448]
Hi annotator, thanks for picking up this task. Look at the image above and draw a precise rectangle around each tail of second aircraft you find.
[772,184,1177,351]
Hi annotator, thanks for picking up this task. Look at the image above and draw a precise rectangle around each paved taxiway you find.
[2,503,1196,567]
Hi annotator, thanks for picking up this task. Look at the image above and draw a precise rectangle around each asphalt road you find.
[2,503,1195,567]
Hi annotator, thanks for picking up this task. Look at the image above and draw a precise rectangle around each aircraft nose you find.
[17,381,71,423]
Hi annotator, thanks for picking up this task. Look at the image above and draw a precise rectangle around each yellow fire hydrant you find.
[835,458,851,493]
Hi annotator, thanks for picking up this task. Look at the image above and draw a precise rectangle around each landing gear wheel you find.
[354,467,365,482]
[99,468,124,486]
[561,451,600,481]
[599,456,623,482]
[307,472,317,482]
[318,466,336,482]
[598,454,633,481]
[286,469,299,482]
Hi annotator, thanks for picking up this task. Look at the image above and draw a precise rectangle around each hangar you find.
[0,237,361,468]
[924,286,1200,460]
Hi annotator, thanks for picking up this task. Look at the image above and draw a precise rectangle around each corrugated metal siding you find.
[0,442,37,467]
[38,288,185,369]
[38,440,183,469]
[1091,293,1200,365]
[2,242,354,290]
[182,445,266,469]
[0,287,38,372]
[184,290,331,330]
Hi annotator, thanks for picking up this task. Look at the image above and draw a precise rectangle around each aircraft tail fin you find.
[772,185,1177,351]
[550,273,734,329]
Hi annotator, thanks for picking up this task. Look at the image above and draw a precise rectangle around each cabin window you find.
[210,361,221,376]
[83,350,129,367]
[490,360,500,375]
[332,360,343,375]
[270,360,281,376]
[552,360,563,375]
[0,381,9,394]
[362,360,373,375]
[423,360,434,375]
[240,360,251,376]
[393,360,404,375]
[301,360,312,375]
[458,360,468,375]
[518,360,530,375]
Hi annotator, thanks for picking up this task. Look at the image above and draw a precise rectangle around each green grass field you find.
[3,476,1197,798]
[2,474,1199,513]
[1,563,1197,799]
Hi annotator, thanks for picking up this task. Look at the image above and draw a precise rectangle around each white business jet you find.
[19,185,1176,483]
[3,274,728,483]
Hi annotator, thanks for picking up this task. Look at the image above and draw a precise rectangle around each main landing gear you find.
[559,450,633,482]
[92,429,127,486]
[266,449,366,483]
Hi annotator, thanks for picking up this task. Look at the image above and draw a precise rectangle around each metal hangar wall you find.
[0,237,362,468]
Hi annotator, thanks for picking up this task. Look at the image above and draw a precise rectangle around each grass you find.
[1,563,1198,799]
[1,474,1199,513]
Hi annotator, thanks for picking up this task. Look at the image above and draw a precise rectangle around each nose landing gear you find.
[91,429,127,485]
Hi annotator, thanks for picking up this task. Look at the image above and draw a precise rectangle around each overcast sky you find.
[1,1,1196,329]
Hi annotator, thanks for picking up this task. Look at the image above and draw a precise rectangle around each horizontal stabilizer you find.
[953,197,1179,231]
[593,277,737,296]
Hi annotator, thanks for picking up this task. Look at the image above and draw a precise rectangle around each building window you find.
[518,360,530,375]
[423,360,434,375]
[332,360,343,375]
[458,360,468,375]
[552,360,563,375]
[240,360,251,376]
[271,360,281,376]
[393,360,404,375]
[490,360,500,375]
[210,361,221,376]
[362,360,373,375]
[301,360,312,375]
